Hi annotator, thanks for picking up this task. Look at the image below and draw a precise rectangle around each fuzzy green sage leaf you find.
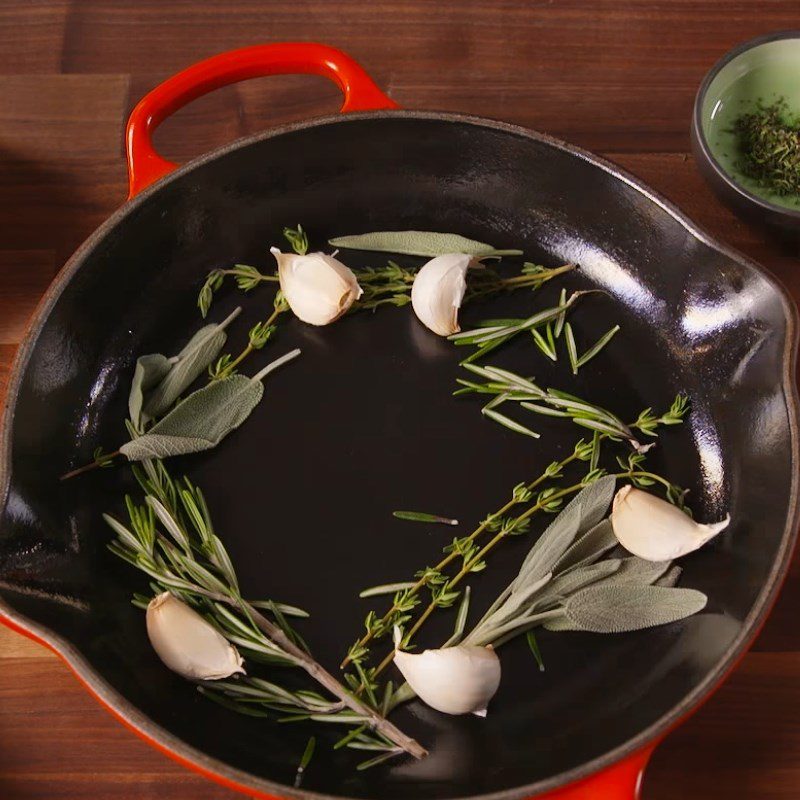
[561,584,707,633]
[128,353,172,430]
[120,348,300,461]
[328,230,523,258]
[143,307,241,420]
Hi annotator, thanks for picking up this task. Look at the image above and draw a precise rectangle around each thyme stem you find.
[59,449,121,481]
[212,305,286,381]
[366,467,669,685]
[340,447,584,669]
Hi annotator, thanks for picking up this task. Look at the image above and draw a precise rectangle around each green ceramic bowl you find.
[692,31,800,228]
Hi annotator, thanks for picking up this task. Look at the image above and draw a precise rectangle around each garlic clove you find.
[393,641,501,716]
[270,247,363,326]
[146,592,244,680]
[611,485,730,562]
[410,253,476,336]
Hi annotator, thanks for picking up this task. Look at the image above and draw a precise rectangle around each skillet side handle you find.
[535,744,658,800]
[125,42,398,198]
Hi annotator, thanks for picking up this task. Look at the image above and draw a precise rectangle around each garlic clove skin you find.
[393,643,501,716]
[611,485,730,562]
[146,592,244,680]
[270,247,363,326]
[410,253,476,336]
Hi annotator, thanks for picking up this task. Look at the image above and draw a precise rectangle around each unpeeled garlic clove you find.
[270,247,363,326]
[146,592,244,680]
[410,253,476,336]
[393,639,501,716]
[611,485,730,562]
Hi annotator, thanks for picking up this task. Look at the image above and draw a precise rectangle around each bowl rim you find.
[692,28,800,220]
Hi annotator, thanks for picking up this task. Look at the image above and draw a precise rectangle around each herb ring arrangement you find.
[68,226,729,780]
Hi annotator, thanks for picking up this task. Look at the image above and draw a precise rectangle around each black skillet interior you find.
[0,113,796,799]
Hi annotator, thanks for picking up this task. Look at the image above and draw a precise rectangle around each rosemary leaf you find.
[248,601,309,618]
[359,582,417,599]
[481,408,540,438]
[392,511,459,526]
[520,402,570,418]
[553,288,567,338]
[576,324,621,369]
[526,630,545,672]
[531,327,557,361]
[564,322,579,375]
[294,736,316,787]
[356,750,403,771]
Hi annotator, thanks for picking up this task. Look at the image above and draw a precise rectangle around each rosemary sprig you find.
[449,291,591,365]
[454,363,649,452]
[107,459,426,760]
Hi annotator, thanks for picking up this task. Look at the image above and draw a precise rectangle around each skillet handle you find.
[125,42,398,198]
[536,744,657,800]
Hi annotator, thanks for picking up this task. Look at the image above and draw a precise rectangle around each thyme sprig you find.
[342,394,689,682]
[198,225,577,326]
[209,292,289,380]
[198,266,279,317]
[465,262,575,301]
[106,459,426,761]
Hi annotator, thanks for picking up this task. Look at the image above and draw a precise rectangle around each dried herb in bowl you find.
[733,98,800,199]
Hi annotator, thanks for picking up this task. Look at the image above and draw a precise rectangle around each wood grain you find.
[0,2,798,798]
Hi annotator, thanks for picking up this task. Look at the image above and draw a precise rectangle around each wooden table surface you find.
[1,2,799,798]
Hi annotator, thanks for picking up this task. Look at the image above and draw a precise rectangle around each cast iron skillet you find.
[1,44,798,800]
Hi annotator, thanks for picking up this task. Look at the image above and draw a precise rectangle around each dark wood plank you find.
[0,159,127,265]
[0,251,55,344]
[0,1,69,74]
[0,75,129,161]
[61,0,800,152]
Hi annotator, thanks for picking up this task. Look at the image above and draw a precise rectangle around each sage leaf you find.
[128,353,172,430]
[535,559,622,607]
[554,518,619,572]
[594,557,672,589]
[328,230,523,258]
[542,615,584,632]
[513,476,616,588]
[120,348,300,462]
[562,584,707,634]
[655,565,683,588]
[144,307,241,419]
